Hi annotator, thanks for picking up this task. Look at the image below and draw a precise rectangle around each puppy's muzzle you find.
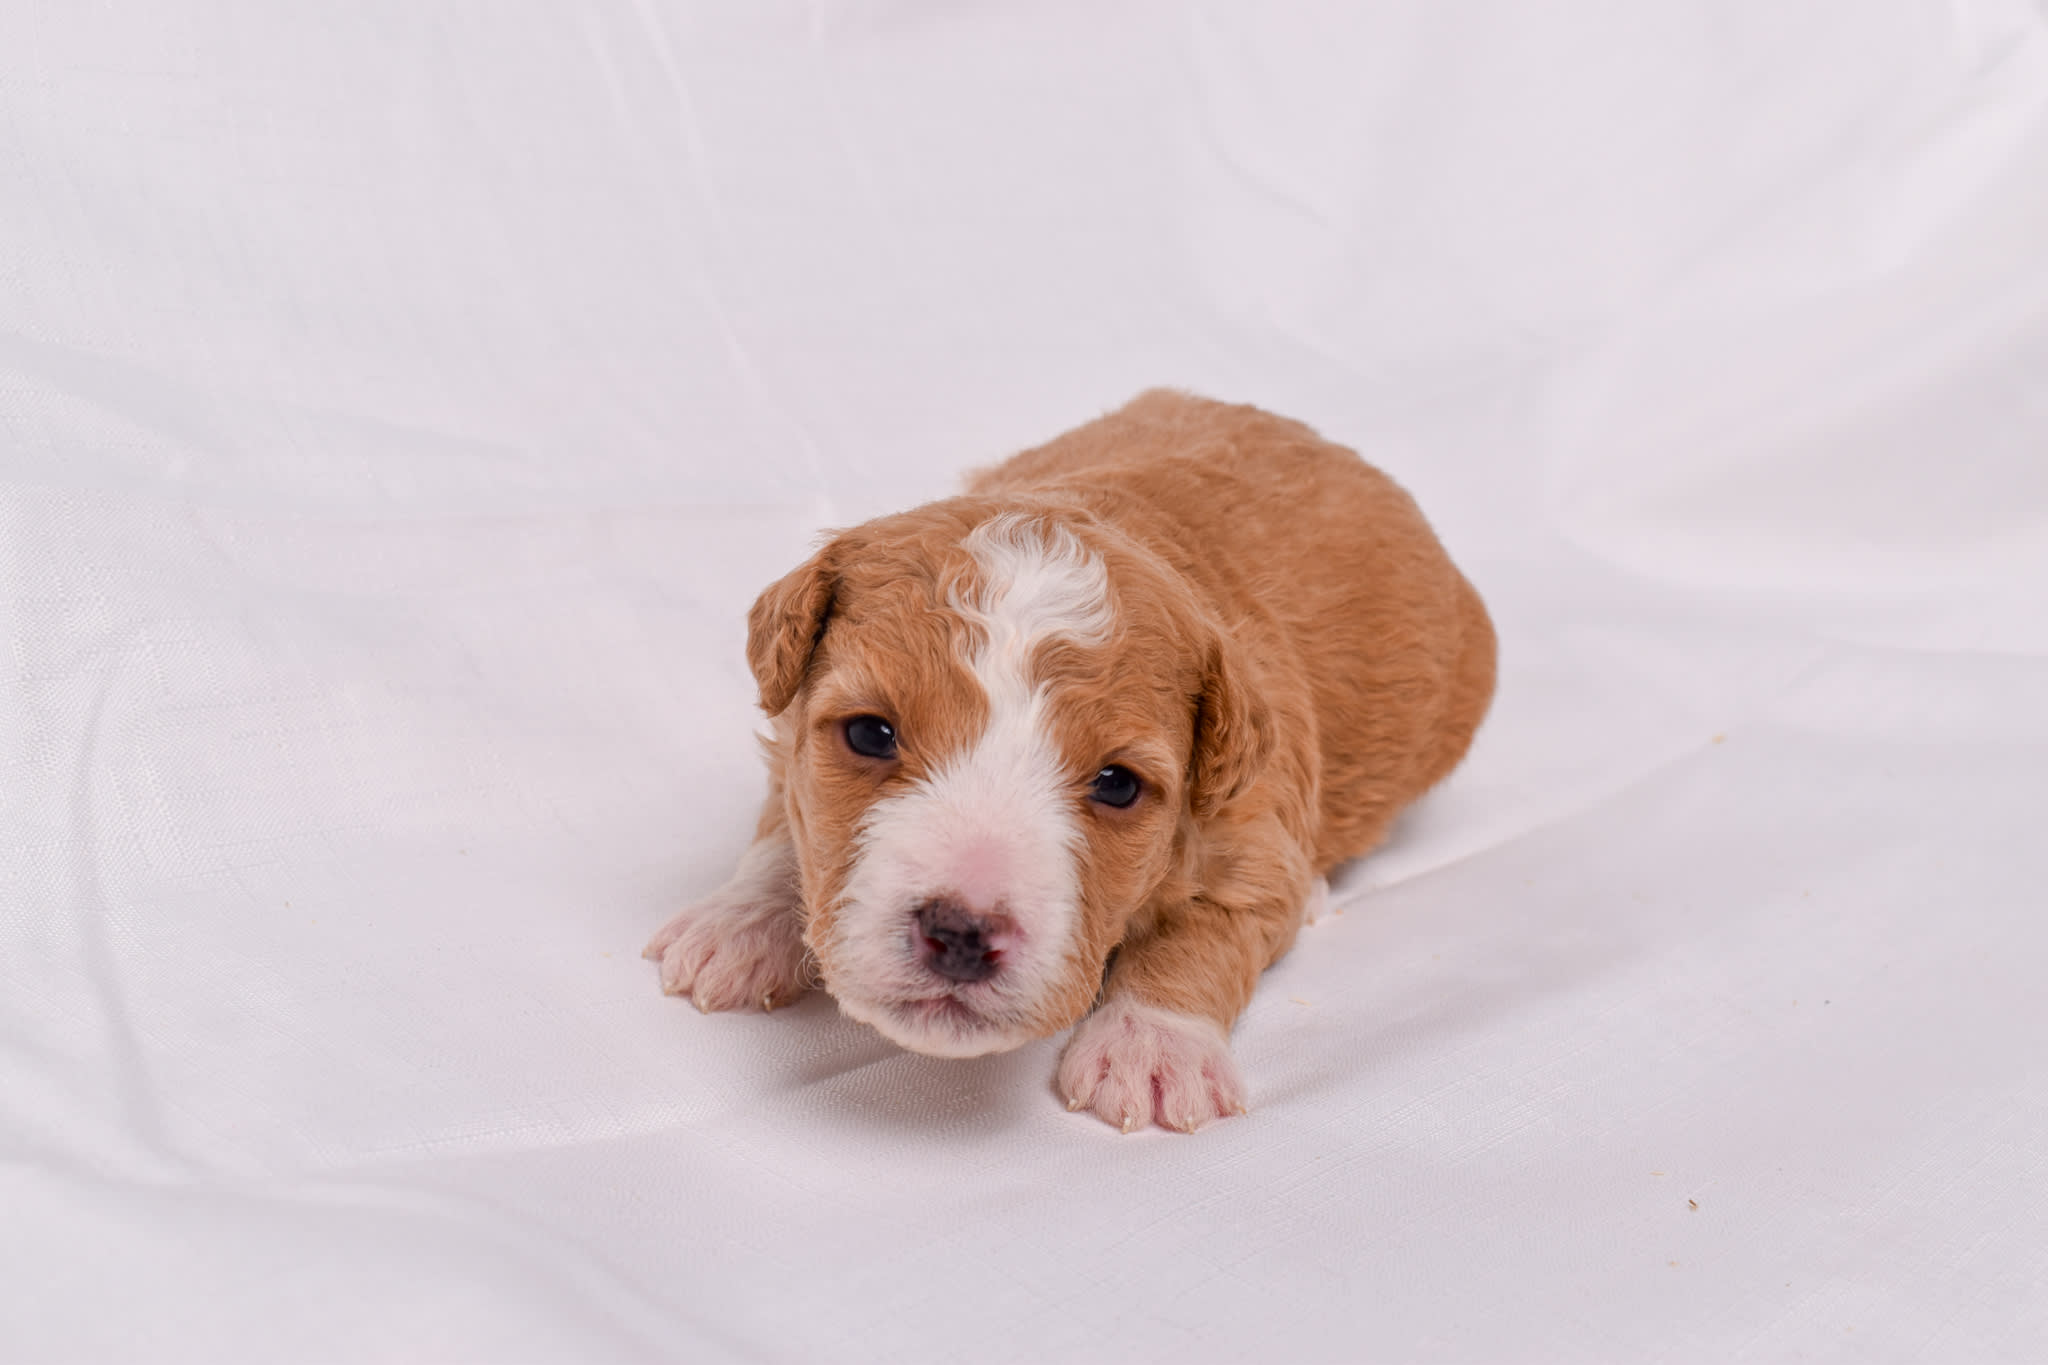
[914,899,1008,983]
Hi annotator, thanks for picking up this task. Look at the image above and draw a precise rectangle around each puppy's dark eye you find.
[843,715,899,760]
[1089,765,1142,809]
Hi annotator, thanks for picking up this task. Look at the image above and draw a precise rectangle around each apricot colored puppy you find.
[646,391,1495,1132]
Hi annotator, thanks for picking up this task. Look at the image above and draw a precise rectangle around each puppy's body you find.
[647,391,1495,1132]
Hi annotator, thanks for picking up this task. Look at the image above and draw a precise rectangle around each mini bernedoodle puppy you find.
[646,391,1495,1133]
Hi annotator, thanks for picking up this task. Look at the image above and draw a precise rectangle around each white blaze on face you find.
[830,514,1114,1057]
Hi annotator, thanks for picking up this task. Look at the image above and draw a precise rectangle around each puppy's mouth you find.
[836,980,1031,1059]
[898,993,986,1027]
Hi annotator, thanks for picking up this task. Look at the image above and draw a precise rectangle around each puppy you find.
[645,391,1495,1132]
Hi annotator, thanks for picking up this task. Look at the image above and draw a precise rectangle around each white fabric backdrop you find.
[4,2,2046,1360]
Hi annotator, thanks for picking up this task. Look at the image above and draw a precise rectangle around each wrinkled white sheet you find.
[4,3,2046,1361]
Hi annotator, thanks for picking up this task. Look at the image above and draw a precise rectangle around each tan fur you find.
[958,391,1496,1031]
[656,390,1495,1126]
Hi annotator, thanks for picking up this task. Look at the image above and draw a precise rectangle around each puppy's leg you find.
[644,786,812,1013]
[1059,824,1313,1133]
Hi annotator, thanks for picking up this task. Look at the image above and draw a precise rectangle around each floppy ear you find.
[745,540,843,717]
[1189,631,1274,818]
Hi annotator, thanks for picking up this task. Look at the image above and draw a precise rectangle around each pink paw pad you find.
[1302,875,1332,926]
[643,876,810,1013]
[1056,998,1247,1134]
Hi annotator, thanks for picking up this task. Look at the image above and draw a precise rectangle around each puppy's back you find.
[972,390,1495,868]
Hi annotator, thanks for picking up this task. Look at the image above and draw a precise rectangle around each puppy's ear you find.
[746,537,847,717]
[1190,632,1274,818]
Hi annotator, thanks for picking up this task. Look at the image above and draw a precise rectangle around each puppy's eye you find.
[843,715,899,760]
[1089,765,1142,809]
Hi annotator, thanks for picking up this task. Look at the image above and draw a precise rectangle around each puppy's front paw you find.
[1057,998,1247,1134]
[643,841,810,1012]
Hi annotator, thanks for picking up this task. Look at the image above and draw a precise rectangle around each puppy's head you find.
[749,504,1270,1057]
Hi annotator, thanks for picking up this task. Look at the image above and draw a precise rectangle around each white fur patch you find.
[956,514,1115,703]
[826,515,1114,1056]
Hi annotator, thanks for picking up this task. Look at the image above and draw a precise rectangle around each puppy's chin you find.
[833,988,1037,1059]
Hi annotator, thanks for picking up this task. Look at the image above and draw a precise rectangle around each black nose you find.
[915,900,1002,983]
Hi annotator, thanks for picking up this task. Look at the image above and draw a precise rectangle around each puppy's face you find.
[748,506,1269,1057]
